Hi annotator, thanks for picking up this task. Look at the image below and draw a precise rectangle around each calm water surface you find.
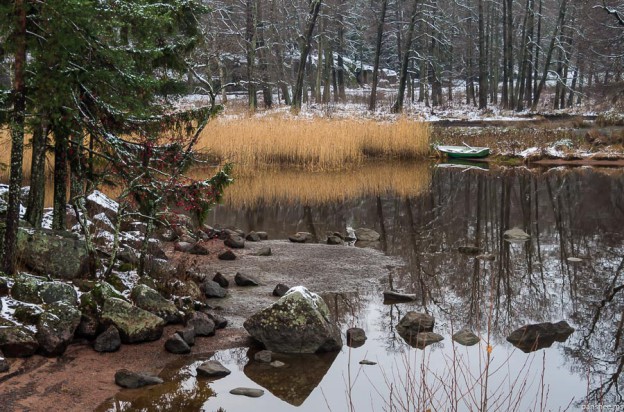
[100,162,624,411]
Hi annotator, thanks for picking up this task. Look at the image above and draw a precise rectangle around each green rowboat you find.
[436,145,490,159]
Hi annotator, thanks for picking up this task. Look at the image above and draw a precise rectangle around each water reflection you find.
[207,164,624,406]
[244,349,339,406]
[97,164,624,410]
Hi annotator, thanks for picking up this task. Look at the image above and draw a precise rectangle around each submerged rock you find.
[230,387,264,398]
[507,321,575,353]
[94,326,121,352]
[101,297,165,343]
[243,286,342,354]
[35,302,81,356]
[359,360,377,366]
[452,329,480,346]
[401,332,444,349]
[131,284,182,324]
[115,369,163,389]
[196,360,231,378]
[254,350,272,363]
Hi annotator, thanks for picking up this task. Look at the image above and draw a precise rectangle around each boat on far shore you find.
[436,144,490,159]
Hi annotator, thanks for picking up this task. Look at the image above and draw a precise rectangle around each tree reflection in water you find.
[208,165,624,405]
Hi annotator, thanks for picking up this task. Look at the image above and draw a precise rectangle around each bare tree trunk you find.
[392,0,420,113]
[2,0,27,274]
[246,0,258,111]
[25,117,49,229]
[369,0,388,111]
[478,0,488,109]
[292,0,322,112]
[52,126,69,231]
[533,0,568,111]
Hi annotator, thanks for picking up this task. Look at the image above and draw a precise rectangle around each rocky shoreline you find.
[0,188,403,411]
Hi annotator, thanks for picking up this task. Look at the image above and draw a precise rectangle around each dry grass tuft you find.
[197,116,430,170]
[197,161,431,207]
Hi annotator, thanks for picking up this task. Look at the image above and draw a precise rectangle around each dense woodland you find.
[1,0,624,275]
[193,0,624,112]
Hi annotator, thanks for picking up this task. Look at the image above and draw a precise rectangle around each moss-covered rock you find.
[11,273,47,304]
[101,298,165,343]
[14,304,44,325]
[243,286,342,354]
[15,227,91,280]
[39,281,78,305]
[130,284,182,324]
[35,302,81,356]
[0,325,39,357]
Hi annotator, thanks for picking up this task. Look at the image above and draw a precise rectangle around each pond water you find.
[99,162,624,411]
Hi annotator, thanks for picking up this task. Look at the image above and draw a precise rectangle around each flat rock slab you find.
[229,387,265,398]
[115,369,163,389]
[201,240,401,328]
[196,360,231,378]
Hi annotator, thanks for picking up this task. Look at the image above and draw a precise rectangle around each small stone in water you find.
[359,360,377,365]
[230,387,265,397]
[270,360,286,368]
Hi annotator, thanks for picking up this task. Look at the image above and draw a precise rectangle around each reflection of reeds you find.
[196,117,430,170]
[202,161,431,207]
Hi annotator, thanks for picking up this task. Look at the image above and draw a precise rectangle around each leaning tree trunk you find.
[2,0,27,275]
[292,0,323,112]
[369,0,388,111]
[392,0,420,114]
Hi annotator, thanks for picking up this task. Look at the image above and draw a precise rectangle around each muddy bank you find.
[1,240,401,412]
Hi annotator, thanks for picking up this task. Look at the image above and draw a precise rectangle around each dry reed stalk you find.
[193,161,431,207]
[196,116,430,170]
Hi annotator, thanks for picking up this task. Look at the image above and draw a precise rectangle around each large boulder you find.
[101,298,165,343]
[11,274,77,305]
[85,190,119,223]
[243,286,342,354]
[35,302,81,356]
[11,273,47,303]
[130,284,182,324]
[506,321,575,353]
[0,325,39,357]
[12,227,92,280]
[38,281,78,305]
[77,281,127,338]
